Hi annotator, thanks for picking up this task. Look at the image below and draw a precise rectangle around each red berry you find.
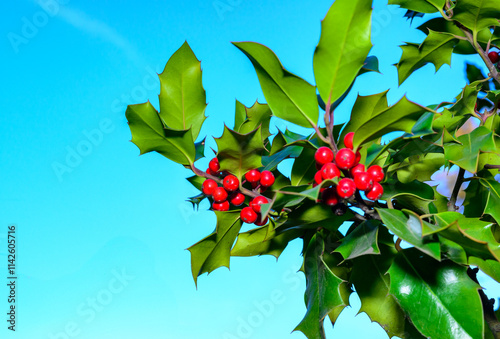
[315,146,334,165]
[321,163,341,180]
[335,148,356,170]
[250,196,269,213]
[350,164,365,177]
[260,171,275,187]
[254,214,269,226]
[209,158,220,172]
[245,169,261,183]
[240,207,258,224]
[202,179,218,196]
[336,178,356,198]
[344,132,355,149]
[354,151,362,166]
[367,165,385,182]
[321,187,339,206]
[212,187,228,203]
[223,174,239,191]
[366,182,384,201]
[229,192,245,206]
[314,171,323,185]
[212,200,230,211]
[488,51,499,64]
[354,172,374,191]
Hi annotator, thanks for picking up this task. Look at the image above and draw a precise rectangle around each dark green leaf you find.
[231,224,301,258]
[186,175,205,191]
[351,244,425,339]
[391,153,445,183]
[187,211,242,286]
[295,234,348,339]
[291,148,317,186]
[480,178,500,225]
[376,208,441,260]
[434,212,500,260]
[215,126,265,179]
[388,248,483,339]
[279,201,353,233]
[335,220,381,260]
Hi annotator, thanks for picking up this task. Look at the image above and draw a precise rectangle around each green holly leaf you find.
[279,201,353,233]
[389,0,445,13]
[453,0,500,33]
[194,138,206,161]
[444,126,497,173]
[215,125,265,179]
[434,212,500,261]
[233,100,247,131]
[480,178,500,225]
[236,101,273,142]
[231,224,301,258]
[335,220,381,260]
[439,236,468,264]
[126,102,196,166]
[186,175,205,191]
[389,248,483,339]
[391,138,443,163]
[391,153,445,183]
[376,208,441,260]
[187,211,242,286]
[351,244,426,339]
[233,42,318,128]
[449,82,481,118]
[469,256,500,283]
[396,30,458,85]
[466,63,491,91]
[158,41,207,140]
[432,108,470,133]
[291,147,318,186]
[463,179,489,218]
[295,234,348,339]
[417,17,493,54]
[187,193,206,210]
[342,92,434,149]
[313,0,372,105]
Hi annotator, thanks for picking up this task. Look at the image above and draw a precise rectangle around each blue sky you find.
[1,0,497,338]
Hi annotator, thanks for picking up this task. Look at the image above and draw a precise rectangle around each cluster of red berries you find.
[488,50,499,64]
[313,132,384,206]
[201,157,275,225]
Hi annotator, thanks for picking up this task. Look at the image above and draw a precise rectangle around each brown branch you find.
[459,26,500,85]
[324,96,338,154]
[467,267,500,338]
[485,164,500,171]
